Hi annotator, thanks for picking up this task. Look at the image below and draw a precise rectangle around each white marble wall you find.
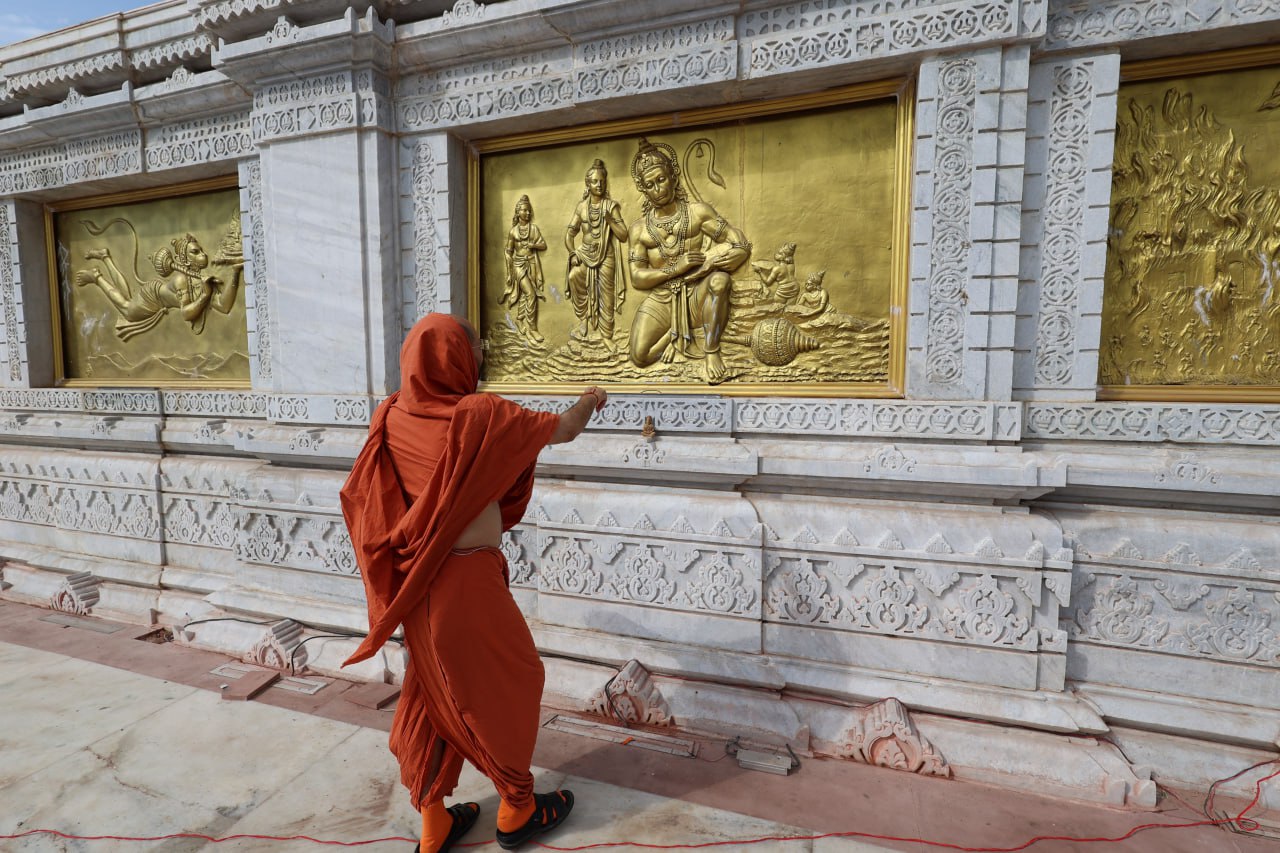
[0,0,1278,810]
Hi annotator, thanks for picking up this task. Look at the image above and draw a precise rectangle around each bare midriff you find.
[452,500,503,550]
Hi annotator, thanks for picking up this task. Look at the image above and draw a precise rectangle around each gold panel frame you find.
[468,80,913,397]
[1099,46,1280,403]
[47,176,250,388]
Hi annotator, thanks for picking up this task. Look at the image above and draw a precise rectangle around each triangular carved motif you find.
[924,534,953,554]
[1225,548,1262,571]
[877,531,904,550]
[710,519,735,538]
[794,526,820,544]
[1162,543,1201,566]
[563,509,584,524]
[975,538,1005,559]
[1110,539,1144,560]
[670,515,695,534]
[596,511,619,528]
[834,527,859,546]
[634,514,656,531]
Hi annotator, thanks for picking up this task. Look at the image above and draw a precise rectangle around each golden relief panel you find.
[471,83,911,395]
[49,177,249,386]
[1101,50,1280,400]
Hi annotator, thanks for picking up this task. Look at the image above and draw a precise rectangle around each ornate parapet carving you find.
[838,698,950,777]
[247,618,305,669]
[50,571,100,615]
[1043,0,1280,53]
[143,110,253,171]
[249,67,394,144]
[587,659,673,726]
[739,0,1041,80]
[397,48,575,132]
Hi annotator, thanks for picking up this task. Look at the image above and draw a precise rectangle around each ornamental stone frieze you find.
[753,494,1071,691]
[1025,402,1280,446]
[1042,0,1280,53]
[533,482,765,653]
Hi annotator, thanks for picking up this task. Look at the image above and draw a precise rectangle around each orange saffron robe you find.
[341,315,558,807]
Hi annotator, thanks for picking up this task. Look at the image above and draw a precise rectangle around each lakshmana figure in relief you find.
[564,159,629,350]
[500,195,548,344]
[626,138,751,384]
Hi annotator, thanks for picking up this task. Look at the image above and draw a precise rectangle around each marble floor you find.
[0,598,1274,853]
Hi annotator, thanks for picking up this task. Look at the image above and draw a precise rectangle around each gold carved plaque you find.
[470,82,912,396]
[49,177,249,386]
[1100,48,1280,401]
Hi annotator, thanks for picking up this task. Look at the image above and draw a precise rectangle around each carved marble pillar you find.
[399,132,468,327]
[1015,53,1120,401]
[909,45,1030,402]
[0,199,53,388]
[218,10,401,396]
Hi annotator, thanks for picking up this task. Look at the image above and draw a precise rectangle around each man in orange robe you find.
[341,313,606,852]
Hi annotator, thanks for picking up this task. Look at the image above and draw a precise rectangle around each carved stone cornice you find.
[0,0,215,107]
[212,7,395,89]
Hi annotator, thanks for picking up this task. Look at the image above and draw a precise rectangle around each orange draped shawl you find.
[341,314,557,667]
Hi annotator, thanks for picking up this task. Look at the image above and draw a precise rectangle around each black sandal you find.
[414,802,481,853]
[495,789,575,850]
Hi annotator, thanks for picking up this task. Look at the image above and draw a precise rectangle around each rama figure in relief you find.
[564,159,630,351]
[626,137,752,385]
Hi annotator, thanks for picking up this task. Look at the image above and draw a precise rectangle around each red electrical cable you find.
[3,764,1276,851]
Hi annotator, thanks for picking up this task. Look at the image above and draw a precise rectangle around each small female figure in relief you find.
[564,159,629,350]
[500,195,548,344]
[75,221,243,342]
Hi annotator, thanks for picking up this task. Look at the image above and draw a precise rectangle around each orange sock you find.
[496,797,535,832]
[420,799,453,853]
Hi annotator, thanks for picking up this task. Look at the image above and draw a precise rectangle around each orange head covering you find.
[395,314,479,418]
[341,314,559,666]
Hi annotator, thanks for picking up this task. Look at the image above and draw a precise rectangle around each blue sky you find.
[0,1,147,47]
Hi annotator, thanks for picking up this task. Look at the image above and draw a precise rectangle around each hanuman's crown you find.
[631,137,679,185]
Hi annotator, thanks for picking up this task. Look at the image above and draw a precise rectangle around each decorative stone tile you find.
[510,395,732,434]
[735,400,1020,440]
[1025,403,1280,446]
[266,394,373,426]
[162,391,269,419]
[0,389,162,415]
